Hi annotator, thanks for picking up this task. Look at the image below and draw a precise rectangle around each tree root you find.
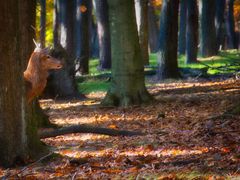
[39,124,144,139]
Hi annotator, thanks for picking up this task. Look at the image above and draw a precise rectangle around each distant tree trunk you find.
[94,0,111,70]
[40,0,46,48]
[199,0,218,57]
[157,0,180,80]
[75,0,92,75]
[102,0,153,107]
[53,0,60,47]
[215,0,226,50]
[90,20,99,58]
[178,0,187,55]
[148,2,159,53]
[0,0,45,167]
[135,0,149,65]
[186,0,198,63]
[226,0,238,49]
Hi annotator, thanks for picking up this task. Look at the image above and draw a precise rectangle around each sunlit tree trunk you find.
[102,0,152,107]
[135,0,149,65]
[178,0,187,55]
[186,0,198,63]
[199,0,218,57]
[94,0,111,70]
[40,0,46,48]
[157,0,180,80]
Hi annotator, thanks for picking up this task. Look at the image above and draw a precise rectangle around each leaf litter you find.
[1,78,240,179]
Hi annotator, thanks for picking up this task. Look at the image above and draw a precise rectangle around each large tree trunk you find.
[226,0,238,49]
[102,0,153,107]
[199,0,218,57]
[0,0,45,167]
[148,2,159,53]
[75,0,92,75]
[178,0,187,55]
[157,0,180,80]
[90,20,99,58]
[53,0,60,47]
[186,0,198,63]
[40,0,46,48]
[215,0,226,50]
[135,0,149,65]
[94,0,111,70]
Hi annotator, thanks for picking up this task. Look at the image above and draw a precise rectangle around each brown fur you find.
[24,48,62,103]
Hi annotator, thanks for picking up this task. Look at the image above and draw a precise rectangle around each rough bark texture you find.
[199,0,218,57]
[102,0,153,107]
[148,2,159,53]
[0,0,45,167]
[157,0,180,80]
[178,0,187,55]
[186,0,198,63]
[135,0,149,65]
[215,0,226,50]
[75,0,92,75]
[226,0,238,49]
[40,0,46,48]
[95,0,111,70]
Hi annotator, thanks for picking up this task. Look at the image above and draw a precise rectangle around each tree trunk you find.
[90,20,99,58]
[94,0,111,70]
[215,0,226,50]
[226,0,238,49]
[148,2,159,53]
[199,0,218,57]
[102,0,153,107]
[0,0,45,167]
[75,0,92,75]
[40,0,46,48]
[186,0,198,63]
[178,0,187,55]
[53,0,60,47]
[157,0,180,80]
[135,0,149,65]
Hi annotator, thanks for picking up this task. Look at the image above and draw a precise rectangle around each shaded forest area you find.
[0,0,240,179]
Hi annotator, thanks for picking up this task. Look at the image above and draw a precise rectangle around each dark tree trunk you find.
[186,0,198,63]
[148,2,159,53]
[199,0,218,57]
[40,0,46,48]
[75,0,92,75]
[94,0,111,70]
[226,0,238,49]
[135,0,149,65]
[102,0,153,107]
[53,0,60,47]
[178,0,187,55]
[157,0,180,80]
[0,0,45,167]
[215,0,226,50]
[90,20,99,58]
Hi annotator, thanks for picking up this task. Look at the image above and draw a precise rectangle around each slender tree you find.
[94,0,111,70]
[0,0,45,167]
[186,0,198,63]
[215,0,226,50]
[199,0,218,57]
[135,0,149,65]
[178,0,187,55]
[148,1,159,53]
[40,0,46,48]
[102,0,152,107]
[53,0,60,47]
[226,0,238,49]
[157,0,180,80]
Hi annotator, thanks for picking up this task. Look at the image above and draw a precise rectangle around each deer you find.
[24,42,63,103]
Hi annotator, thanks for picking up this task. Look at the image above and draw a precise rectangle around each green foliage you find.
[78,80,110,94]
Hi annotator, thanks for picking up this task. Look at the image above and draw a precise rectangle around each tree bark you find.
[94,0,111,70]
[178,0,187,55]
[148,2,159,53]
[215,0,226,50]
[0,0,45,167]
[53,0,60,47]
[157,0,180,80]
[135,0,149,65]
[40,0,46,48]
[102,0,153,107]
[199,0,218,57]
[186,0,198,63]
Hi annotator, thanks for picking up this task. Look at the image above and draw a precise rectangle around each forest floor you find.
[1,77,240,179]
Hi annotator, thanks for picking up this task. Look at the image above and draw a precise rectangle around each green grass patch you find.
[78,80,110,94]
